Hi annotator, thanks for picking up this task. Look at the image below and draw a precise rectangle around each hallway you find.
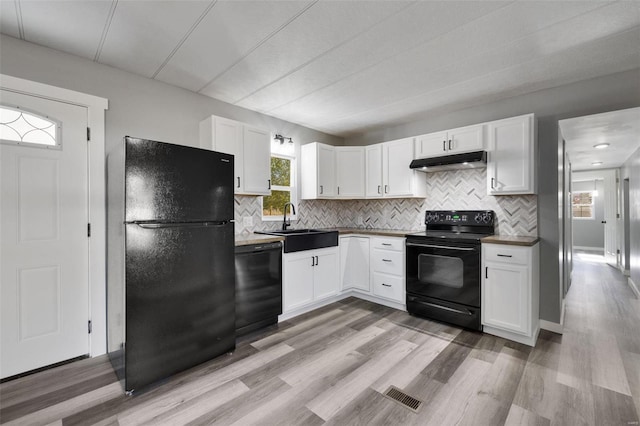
[512,250,640,424]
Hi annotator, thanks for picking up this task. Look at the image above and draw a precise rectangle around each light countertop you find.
[235,227,420,246]
[481,235,540,247]
[235,233,285,247]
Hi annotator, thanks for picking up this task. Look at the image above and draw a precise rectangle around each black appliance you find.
[107,136,236,394]
[409,151,487,172]
[235,242,283,336]
[405,210,495,330]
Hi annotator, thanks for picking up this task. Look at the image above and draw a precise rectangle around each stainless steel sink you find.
[255,229,338,252]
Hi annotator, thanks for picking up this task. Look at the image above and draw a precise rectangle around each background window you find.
[263,155,296,219]
[572,191,594,219]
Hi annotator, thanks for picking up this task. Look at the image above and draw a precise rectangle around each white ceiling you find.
[1,1,639,138]
[560,107,640,171]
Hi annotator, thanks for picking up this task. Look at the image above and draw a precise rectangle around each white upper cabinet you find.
[415,124,484,159]
[301,142,336,199]
[200,115,271,195]
[365,138,425,199]
[365,144,383,197]
[381,138,426,198]
[242,125,271,195]
[336,147,365,198]
[486,114,536,195]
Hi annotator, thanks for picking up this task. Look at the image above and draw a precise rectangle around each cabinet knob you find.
[443,141,446,151]
[448,139,452,150]
[320,185,323,194]
[382,283,392,287]
[237,177,241,188]
[378,185,381,194]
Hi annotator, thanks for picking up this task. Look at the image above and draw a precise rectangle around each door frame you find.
[1,74,108,357]
[570,169,618,266]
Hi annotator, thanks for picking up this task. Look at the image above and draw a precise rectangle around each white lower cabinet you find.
[371,273,403,302]
[340,236,370,291]
[482,242,540,346]
[339,235,406,308]
[282,247,339,314]
[370,237,405,304]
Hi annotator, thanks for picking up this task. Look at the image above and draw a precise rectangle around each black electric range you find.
[405,210,495,330]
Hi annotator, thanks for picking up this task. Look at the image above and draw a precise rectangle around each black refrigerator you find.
[107,136,235,394]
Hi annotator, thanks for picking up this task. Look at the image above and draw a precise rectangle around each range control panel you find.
[424,210,495,226]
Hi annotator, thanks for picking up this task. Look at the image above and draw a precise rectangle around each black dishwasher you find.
[235,242,283,336]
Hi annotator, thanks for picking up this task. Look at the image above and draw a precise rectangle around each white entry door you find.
[1,89,89,379]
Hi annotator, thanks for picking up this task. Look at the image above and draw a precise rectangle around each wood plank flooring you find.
[1,251,639,425]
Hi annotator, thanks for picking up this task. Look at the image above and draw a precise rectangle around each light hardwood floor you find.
[1,251,638,425]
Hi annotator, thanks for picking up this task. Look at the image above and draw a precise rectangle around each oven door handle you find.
[412,299,474,316]
[406,243,477,251]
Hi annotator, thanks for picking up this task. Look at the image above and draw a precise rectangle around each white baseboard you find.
[278,290,406,322]
[540,298,564,334]
[628,277,640,298]
[483,325,540,347]
[278,293,350,322]
[539,319,563,334]
[573,246,604,253]
[349,290,406,312]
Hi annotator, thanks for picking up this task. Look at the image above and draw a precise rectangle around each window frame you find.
[262,153,297,222]
[572,190,595,220]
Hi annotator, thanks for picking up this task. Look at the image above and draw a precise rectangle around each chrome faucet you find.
[282,202,296,230]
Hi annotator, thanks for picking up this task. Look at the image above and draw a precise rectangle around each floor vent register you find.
[382,386,423,412]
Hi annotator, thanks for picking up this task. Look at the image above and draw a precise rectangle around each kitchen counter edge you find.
[481,235,540,246]
[235,234,285,247]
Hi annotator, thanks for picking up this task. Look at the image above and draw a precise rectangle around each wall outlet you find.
[243,216,253,227]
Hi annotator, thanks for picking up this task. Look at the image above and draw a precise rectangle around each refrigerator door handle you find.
[131,221,230,229]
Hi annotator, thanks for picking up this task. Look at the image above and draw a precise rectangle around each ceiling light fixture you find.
[593,143,609,149]
[274,134,293,144]
[591,161,603,166]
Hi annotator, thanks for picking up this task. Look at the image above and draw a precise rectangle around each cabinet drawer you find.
[372,273,404,302]
[483,244,529,265]
[371,249,403,275]
[371,237,404,251]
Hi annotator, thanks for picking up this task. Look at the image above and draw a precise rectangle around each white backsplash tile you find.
[234,168,537,237]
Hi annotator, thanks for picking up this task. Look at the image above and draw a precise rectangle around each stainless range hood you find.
[410,151,487,173]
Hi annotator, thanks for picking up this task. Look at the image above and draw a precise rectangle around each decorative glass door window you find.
[0,106,60,147]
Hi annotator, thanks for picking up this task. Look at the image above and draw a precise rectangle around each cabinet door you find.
[384,138,414,197]
[341,237,370,291]
[214,118,243,193]
[448,124,484,154]
[365,144,383,198]
[314,249,339,301]
[415,131,448,158]
[336,147,365,198]
[242,125,271,195]
[371,273,404,302]
[487,115,534,195]
[283,253,315,312]
[317,144,336,198]
[483,262,529,335]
